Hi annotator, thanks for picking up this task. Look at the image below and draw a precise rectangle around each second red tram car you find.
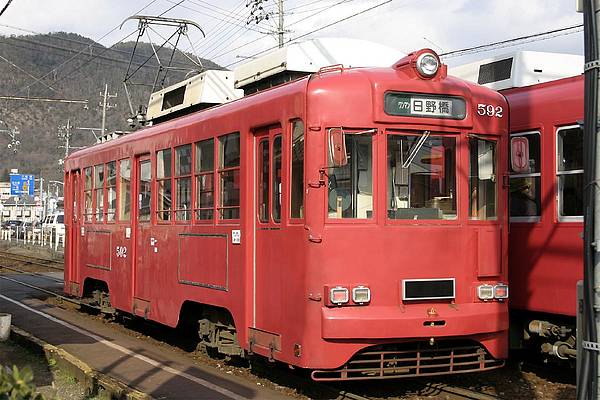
[450,52,584,360]
[63,49,510,380]
[505,74,583,359]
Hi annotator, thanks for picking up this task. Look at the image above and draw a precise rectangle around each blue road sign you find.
[10,174,34,196]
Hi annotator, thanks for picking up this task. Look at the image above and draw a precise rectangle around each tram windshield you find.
[387,132,457,220]
[328,131,373,219]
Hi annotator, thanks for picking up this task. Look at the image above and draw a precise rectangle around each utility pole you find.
[0,125,20,153]
[57,119,73,160]
[579,0,600,399]
[99,84,117,136]
[277,0,284,48]
[247,0,286,47]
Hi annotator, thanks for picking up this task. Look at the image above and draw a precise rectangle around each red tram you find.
[450,52,583,360]
[63,49,510,380]
[505,75,583,359]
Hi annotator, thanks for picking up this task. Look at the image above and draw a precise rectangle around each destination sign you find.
[384,92,466,120]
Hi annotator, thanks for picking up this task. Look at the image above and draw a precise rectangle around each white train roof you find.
[147,70,244,122]
[233,38,405,89]
[448,51,583,90]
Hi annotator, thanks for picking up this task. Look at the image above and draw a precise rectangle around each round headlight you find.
[416,52,439,77]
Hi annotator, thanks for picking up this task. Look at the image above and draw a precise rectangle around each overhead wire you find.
[441,24,583,58]
[187,0,257,57]
[286,0,356,29]
[0,0,13,17]
[221,0,392,67]
[47,0,193,91]
[13,0,163,96]
[182,0,254,55]
[0,25,195,70]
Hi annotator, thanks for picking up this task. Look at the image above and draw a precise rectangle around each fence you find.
[0,225,65,252]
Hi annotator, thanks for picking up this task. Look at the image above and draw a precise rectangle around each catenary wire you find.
[0,0,13,17]
[221,0,392,67]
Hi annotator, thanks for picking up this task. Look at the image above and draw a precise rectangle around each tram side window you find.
[175,144,192,221]
[469,138,497,220]
[156,148,173,222]
[328,132,373,219]
[290,120,304,219]
[94,164,104,222]
[118,159,131,221]
[557,125,583,219]
[273,136,282,223]
[139,159,151,222]
[387,133,456,220]
[84,167,93,222]
[195,138,214,221]
[258,138,269,223]
[106,161,117,222]
[509,132,541,220]
[219,132,240,220]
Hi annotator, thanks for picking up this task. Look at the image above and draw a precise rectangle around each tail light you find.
[494,284,509,300]
[330,286,349,305]
[477,284,494,300]
[352,286,371,304]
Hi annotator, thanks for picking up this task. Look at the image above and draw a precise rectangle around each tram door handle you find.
[502,174,510,188]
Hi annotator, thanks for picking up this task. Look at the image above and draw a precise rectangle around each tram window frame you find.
[327,129,374,220]
[174,144,192,222]
[156,148,173,223]
[386,132,457,221]
[118,158,131,222]
[106,161,117,223]
[509,131,541,222]
[258,137,270,223]
[272,135,283,223]
[468,136,498,221]
[94,164,105,223]
[218,132,241,221]
[84,167,93,223]
[290,120,305,221]
[194,138,215,222]
[556,124,584,222]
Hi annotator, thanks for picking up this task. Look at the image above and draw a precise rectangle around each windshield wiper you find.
[402,130,430,168]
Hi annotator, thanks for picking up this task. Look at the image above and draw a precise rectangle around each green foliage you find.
[0,364,45,400]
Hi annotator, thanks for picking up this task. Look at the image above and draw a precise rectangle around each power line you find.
[286,0,356,29]
[0,23,196,67]
[0,0,14,17]
[222,0,392,67]
[13,0,161,96]
[0,54,56,92]
[441,24,583,58]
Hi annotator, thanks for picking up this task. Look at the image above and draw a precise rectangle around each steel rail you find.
[0,261,503,400]
[0,250,64,271]
[0,264,64,284]
[0,274,79,306]
[425,383,503,400]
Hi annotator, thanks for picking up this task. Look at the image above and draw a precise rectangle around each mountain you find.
[0,32,223,182]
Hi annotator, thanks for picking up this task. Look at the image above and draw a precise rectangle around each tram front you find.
[302,49,509,380]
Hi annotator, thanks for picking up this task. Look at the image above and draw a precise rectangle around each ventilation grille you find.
[477,58,513,84]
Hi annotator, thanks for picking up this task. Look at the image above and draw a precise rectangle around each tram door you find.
[254,127,285,333]
[133,155,152,306]
[69,170,81,286]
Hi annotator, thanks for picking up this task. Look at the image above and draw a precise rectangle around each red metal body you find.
[64,50,509,379]
[504,75,583,318]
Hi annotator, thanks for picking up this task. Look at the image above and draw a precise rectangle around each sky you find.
[0,0,585,69]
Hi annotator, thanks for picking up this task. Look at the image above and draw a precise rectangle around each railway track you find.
[0,250,63,271]
[0,254,503,400]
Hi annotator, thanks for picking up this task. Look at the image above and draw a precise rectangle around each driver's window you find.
[328,132,373,219]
